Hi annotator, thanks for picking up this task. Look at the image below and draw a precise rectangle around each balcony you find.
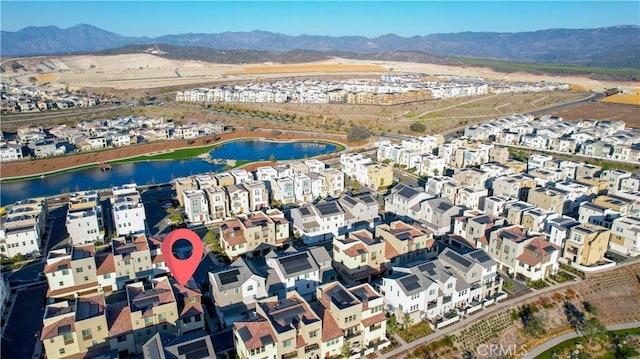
[305,343,319,353]
[427,301,438,310]
[442,295,452,304]
[282,351,297,359]
[344,330,362,341]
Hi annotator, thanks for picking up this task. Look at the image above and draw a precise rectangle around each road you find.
[527,92,603,115]
[1,283,47,359]
[522,322,640,359]
[1,104,125,125]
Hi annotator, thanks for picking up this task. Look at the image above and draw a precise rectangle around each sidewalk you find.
[523,322,640,359]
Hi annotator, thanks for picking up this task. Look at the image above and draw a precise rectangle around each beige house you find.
[376,221,438,266]
[564,224,611,266]
[366,163,393,190]
[219,210,290,259]
[333,229,388,282]
[526,187,569,214]
[41,294,109,359]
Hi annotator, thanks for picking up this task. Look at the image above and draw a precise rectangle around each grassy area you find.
[110,144,220,163]
[454,57,640,78]
[0,163,97,183]
[535,328,640,359]
[397,321,434,343]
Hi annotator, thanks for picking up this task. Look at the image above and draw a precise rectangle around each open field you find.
[0,131,355,179]
[226,63,386,74]
[223,91,589,135]
[550,102,640,127]
[454,57,640,79]
[599,88,640,105]
[4,53,638,92]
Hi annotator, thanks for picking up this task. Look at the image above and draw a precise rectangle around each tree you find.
[271,129,282,138]
[403,313,414,329]
[518,305,546,338]
[341,344,351,359]
[410,122,426,133]
[269,154,276,162]
[347,126,371,142]
[387,314,399,335]
[564,301,585,330]
[433,168,440,177]
[582,317,606,346]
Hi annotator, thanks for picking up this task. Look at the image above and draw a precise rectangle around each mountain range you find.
[1,24,639,68]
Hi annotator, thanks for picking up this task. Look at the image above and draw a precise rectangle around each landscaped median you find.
[0,130,353,181]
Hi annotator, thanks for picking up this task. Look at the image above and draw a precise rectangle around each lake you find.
[0,139,338,206]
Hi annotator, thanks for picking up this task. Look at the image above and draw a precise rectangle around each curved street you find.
[522,322,640,359]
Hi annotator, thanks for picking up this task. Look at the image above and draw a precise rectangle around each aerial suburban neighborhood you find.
[1,3,640,359]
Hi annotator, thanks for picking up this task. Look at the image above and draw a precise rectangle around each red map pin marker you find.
[162,228,204,286]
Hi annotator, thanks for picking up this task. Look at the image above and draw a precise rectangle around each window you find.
[81,329,92,340]
[310,330,318,338]
[189,297,196,303]
[284,339,293,347]
[144,317,154,326]
[247,285,253,291]
[59,349,65,355]
[158,313,166,321]
[63,333,74,345]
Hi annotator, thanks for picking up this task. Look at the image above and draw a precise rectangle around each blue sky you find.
[1,1,638,37]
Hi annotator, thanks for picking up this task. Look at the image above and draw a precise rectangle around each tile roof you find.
[95,253,115,275]
[516,253,541,267]
[107,302,133,337]
[384,241,400,260]
[47,281,100,298]
[234,318,277,351]
[309,302,343,342]
[44,258,71,274]
[361,313,386,327]
[41,316,75,340]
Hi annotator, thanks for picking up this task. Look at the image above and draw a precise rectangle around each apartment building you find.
[208,257,268,327]
[265,247,332,301]
[291,201,345,245]
[451,211,506,250]
[111,184,146,237]
[317,282,389,356]
[375,221,438,267]
[0,197,48,257]
[204,186,227,222]
[182,189,209,225]
[108,277,204,355]
[111,235,155,289]
[243,180,269,211]
[0,144,23,162]
[332,229,388,282]
[272,177,296,205]
[321,168,345,197]
[224,184,250,216]
[564,224,611,266]
[41,294,110,359]
[609,216,640,257]
[66,191,105,245]
[546,217,580,248]
[526,187,570,215]
[338,192,380,231]
[380,248,502,324]
[487,225,560,280]
[219,210,290,259]
[578,202,621,229]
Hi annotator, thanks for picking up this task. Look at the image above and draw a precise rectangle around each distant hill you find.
[1,24,638,68]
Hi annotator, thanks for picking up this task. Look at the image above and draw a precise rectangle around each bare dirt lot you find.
[551,102,640,127]
[5,54,638,92]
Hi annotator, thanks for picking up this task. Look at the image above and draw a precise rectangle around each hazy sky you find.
[2,1,639,37]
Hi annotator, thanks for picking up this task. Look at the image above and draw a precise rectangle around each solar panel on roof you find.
[526,244,538,252]
[445,251,472,267]
[299,207,311,216]
[468,250,491,263]
[260,335,274,346]
[400,275,421,292]
[359,195,375,203]
[397,186,418,199]
[178,339,211,359]
[343,196,358,206]
[279,253,313,275]
[218,269,241,285]
[543,246,555,253]
[238,326,252,342]
[316,202,340,216]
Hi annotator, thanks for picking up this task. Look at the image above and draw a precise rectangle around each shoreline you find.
[0,135,349,182]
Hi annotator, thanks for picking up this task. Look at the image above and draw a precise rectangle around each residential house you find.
[224,184,250,216]
[564,224,611,267]
[290,202,345,245]
[375,221,438,267]
[111,184,146,237]
[219,210,290,259]
[0,197,48,257]
[66,191,105,245]
[333,229,388,282]
[609,216,640,257]
[183,190,210,225]
[487,225,560,280]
